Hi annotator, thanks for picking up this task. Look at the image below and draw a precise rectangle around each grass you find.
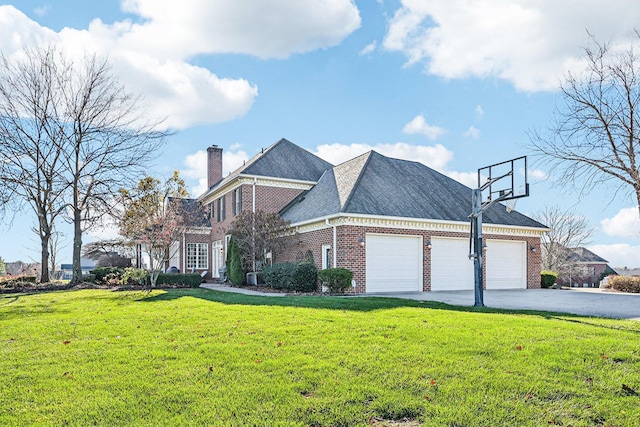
[1,288,639,426]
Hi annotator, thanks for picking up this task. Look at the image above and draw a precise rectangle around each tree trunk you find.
[71,208,83,283]
[40,232,50,283]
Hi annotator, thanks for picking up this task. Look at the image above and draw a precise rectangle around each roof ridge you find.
[341,151,374,212]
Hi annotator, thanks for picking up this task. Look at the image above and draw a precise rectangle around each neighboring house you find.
[58,257,95,280]
[559,247,615,288]
[180,138,548,293]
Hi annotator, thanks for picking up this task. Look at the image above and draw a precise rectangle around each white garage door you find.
[365,234,422,292]
[486,240,526,289]
[431,237,474,291]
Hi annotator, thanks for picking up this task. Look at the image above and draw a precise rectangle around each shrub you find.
[318,268,353,293]
[155,273,202,287]
[82,274,97,283]
[227,237,245,285]
[121,268,149,286]
[90,267,125,283]
[608,275,640,293]
[263,262,318,292]
[540,270,558,288]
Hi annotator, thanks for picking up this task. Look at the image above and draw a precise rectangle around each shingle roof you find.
[168,197,211,228]
[201,138,333,200]
[281,150,546,229]
[568,247,608,263]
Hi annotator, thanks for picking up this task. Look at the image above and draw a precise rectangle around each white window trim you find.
[321,244,331,269]
[186,242,209,270]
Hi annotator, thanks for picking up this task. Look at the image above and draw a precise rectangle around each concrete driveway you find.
[367,288,640,320]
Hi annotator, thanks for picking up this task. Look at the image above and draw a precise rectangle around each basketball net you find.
[505,198,518,213]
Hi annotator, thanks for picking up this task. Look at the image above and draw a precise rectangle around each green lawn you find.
[1,289,639,426]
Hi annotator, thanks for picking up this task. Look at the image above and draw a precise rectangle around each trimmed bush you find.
[318,268,353,293]
[227,237,245,285]
[608,275,640,293]
[121,268,149,286]
[540,270,558,289]
[263,262,318,292]
[90,267,125,283]
[155,273,202,287]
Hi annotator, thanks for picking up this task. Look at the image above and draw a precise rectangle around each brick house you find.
[558,247,615,288]
[182,138,548,293]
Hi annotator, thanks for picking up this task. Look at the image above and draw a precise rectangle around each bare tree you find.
[0,47,69,283]
[118,173,190,287]
[0,45,166,284]
[529,32,640,220]
[533,205,595,281]
[228,210,292,273]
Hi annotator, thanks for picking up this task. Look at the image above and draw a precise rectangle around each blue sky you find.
[2,0,640,268]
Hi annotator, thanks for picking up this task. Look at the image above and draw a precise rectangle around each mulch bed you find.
[0,281,197,294]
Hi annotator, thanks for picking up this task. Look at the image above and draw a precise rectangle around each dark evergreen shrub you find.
[155,273,202,287]
[227,237,245,285]
[263,262,317,292]
[540,270,558,288]
[318,268,353,293]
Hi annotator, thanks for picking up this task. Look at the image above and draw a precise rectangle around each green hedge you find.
[155,273,202,287]
[263,262,318,292]
[540,270,558,288]
[318,268,353,293]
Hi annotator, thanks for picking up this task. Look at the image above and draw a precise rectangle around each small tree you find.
[0,256,6,275]
[118,172,189,287]
[228,210,292,273]
[227,237,244,285]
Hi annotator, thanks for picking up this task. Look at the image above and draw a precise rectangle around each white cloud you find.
[463,126,480,139]
[34,5,51,17]
[402,114,446,140]
[119,0,361,60]
[359,40,377,56]
[382,0,640,92]
[600,207,640,238]
[181,147,249,197]
[528,168,548,181]
[475,105,484,119]
[314,141,453,171]
[0,1,361,130]
[588,243,640,268]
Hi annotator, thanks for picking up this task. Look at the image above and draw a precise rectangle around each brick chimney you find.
[207,145,223,188]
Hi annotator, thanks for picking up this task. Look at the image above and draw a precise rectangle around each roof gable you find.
[281,151,546,229]
[199,138,332,202]
[242,138,333,182]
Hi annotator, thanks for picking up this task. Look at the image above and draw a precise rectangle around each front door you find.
[212,240,223,279]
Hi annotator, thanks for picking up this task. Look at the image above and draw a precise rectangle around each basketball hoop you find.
[505,198,518,213]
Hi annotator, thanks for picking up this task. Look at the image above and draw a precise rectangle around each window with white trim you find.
[232,187,242,216]
[322,245,331,269]
[187,243,208,270]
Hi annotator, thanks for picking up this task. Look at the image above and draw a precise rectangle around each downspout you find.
[326,218,337,268]
[252,177,257,271]
[182,232,186,273]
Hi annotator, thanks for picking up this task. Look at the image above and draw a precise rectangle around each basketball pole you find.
[471,188,484,307]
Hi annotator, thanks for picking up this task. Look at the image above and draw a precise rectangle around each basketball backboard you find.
[477,156,528,207]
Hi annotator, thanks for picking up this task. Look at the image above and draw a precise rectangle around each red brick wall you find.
[206,183,306,266]
[282,224,542,294]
